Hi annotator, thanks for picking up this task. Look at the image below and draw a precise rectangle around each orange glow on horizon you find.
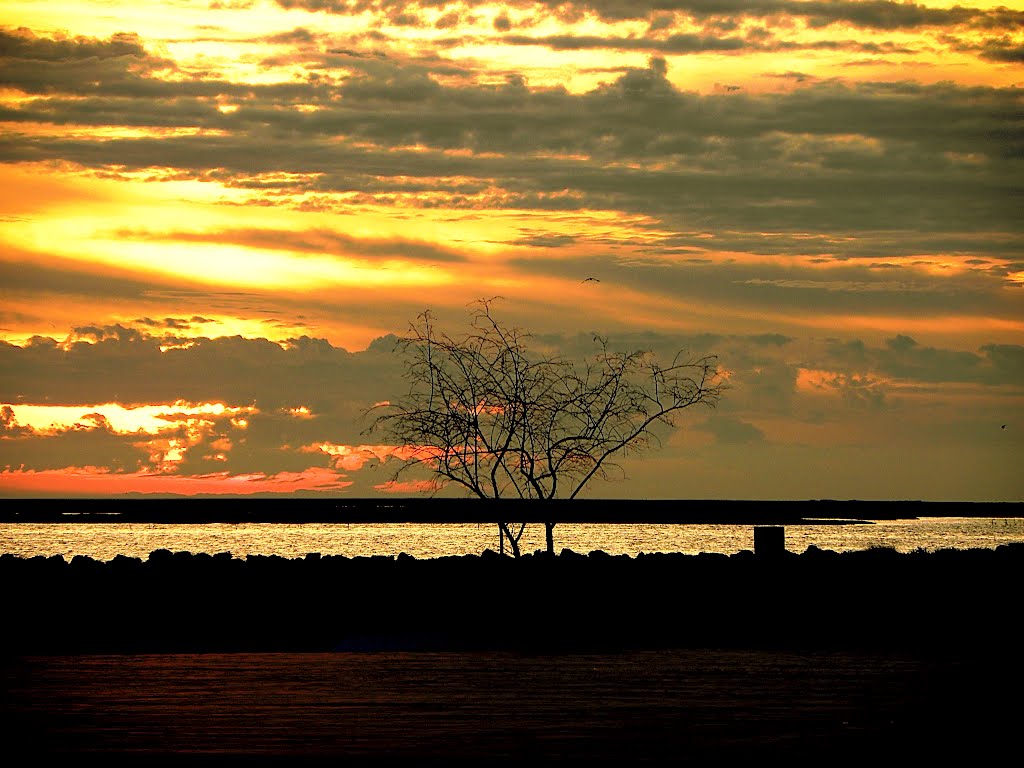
[0,467,354,496]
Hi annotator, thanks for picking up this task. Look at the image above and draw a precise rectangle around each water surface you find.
[6,650,1015,760]
[2,517,1022,561]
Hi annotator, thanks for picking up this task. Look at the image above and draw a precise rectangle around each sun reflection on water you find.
[1,518,1022,562]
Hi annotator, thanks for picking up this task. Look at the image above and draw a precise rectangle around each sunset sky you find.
[1,0,1021,500]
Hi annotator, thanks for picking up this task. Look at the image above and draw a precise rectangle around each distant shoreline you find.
[2,496,1021,524]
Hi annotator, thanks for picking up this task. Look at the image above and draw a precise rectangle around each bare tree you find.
[369,299,724,556]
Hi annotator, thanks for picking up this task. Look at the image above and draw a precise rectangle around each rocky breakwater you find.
[3,543,1022,654]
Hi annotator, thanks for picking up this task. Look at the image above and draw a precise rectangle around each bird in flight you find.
[582,277,600,283]
[1002,424,1007,429]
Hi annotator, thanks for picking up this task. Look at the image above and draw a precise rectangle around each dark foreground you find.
[3,544,1022,763]
[4,543,1022,654]
[5,649,1017,764]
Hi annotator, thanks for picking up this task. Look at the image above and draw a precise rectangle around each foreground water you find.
[5,650,1017,760]
[2,517,1022,561]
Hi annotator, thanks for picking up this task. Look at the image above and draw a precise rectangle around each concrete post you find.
[754,525,785,557]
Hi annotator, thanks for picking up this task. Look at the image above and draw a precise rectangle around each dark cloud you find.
[264,27,319,45]
[0,326,404,410]
[0,27,149,60]
[134,317,196,330]
[0,399,361,476]
[169,411,339,476]
[876,334,984,383]
[695,414,765,444]
[4,65,1019,257]
[499,32,747,53]
[511,233,578,248]
[3,33,1019,247]
[133,319,217,331]
[497,31,914,55]
[938,32,1024,62]
[0,418,150,472]
[526,329,794,419]
[389,11,423,27]
[3,30,1017,169]
[977,39,1024,63]
[268,1,1024,32]
[0,27,175,96]
[2,320,1020,486]
[748,334,791,347]
[434,11,461,29]
[979,344,1024,382]
[506,253,1022,325]
[826,336,1024,386]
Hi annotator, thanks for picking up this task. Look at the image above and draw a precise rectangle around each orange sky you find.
[1,1,1021,500]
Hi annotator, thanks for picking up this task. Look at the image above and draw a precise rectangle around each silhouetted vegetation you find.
[369,300,724,556]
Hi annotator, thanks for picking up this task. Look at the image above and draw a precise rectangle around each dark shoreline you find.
[4,543,1021,656]
[2,496,1021,524]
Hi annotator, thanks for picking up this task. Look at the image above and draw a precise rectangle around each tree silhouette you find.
[369,299,724,556]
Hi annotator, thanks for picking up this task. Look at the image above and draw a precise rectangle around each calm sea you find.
[2,517,1023,561]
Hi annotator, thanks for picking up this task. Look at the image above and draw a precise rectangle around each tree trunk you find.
[499,523,521,557]
[545,522,555,555]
